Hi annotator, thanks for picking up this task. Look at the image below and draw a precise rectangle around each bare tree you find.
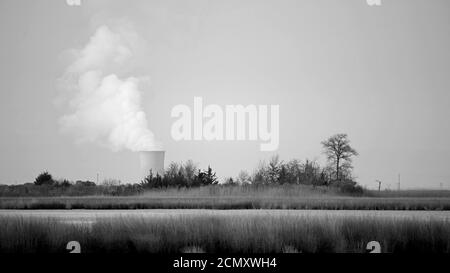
[321,134,358,181]
[182,160,198,182]
[267,155,282,184]
[236,170,252,185]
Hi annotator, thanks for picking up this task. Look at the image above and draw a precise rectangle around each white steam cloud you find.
[58,25,162,152]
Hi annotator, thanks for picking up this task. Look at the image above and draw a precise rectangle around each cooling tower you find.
[139,151,165,178]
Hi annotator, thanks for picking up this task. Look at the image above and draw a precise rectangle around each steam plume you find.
[58,24,162,152]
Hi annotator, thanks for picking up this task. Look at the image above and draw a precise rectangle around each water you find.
[1,209,449,224]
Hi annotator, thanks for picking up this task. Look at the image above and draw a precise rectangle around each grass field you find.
[1,196,450,210]
[0,212,449,253]
[2,185,450,253]
[1,185,449,210]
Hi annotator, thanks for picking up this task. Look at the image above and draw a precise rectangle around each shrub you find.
[223,177,237,186]
[141,171,164,189]
[141,164,218,189]
[56,179,72,187]
[34,171,54,186]
[330,179,364,195]
[195,166,218,186]
[75,180,96,187]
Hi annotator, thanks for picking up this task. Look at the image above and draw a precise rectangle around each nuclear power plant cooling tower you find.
[139,151,165,178]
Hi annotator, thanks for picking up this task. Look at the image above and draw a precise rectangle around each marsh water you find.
[1,209,449,225]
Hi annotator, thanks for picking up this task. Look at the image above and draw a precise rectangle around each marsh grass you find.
[1,185,449,210]
[281,245,301,253]
[1,196,449,210]
[0,214,449,253]
[365,189,450,198]
[181,245,206,253]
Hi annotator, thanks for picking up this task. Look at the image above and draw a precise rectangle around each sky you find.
[0,0,449,189]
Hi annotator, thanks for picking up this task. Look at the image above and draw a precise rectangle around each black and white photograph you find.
[0,0,449,270]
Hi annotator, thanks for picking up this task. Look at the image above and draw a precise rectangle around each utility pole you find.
[398,173,401,191]
[96,173,99,185]
[376,180,382,192]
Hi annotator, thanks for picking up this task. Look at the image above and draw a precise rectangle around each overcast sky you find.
[1,0,449,189]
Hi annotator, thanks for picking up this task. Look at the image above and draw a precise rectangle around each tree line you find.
[141,133,360,191]
[0,134,363,196]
